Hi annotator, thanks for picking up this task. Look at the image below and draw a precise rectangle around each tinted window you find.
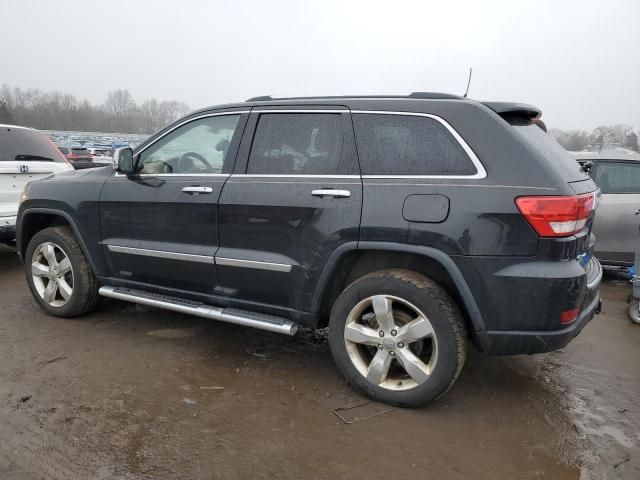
[0,127,66,162]
[57,146,69,154]
[353,113,476,176]
[594,161,640,194]
[72,148,90,155]
[248,113,343,175]
[513,124,588,182]
[139,114,240,174]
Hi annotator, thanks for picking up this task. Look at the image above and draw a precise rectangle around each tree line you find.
[0,85,190,134]
[549,124,639,153]
[1,84,638,151]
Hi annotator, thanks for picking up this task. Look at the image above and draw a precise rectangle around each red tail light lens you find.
[515,193,595,237]
[560,307,580,324]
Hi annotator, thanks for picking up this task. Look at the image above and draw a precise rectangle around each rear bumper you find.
[462,255,603,356]
[476,288,601,355]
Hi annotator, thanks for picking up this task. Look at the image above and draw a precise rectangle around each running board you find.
[98,286,298,336]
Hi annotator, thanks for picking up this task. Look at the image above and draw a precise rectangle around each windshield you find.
[0,127,68,162]
[512,123,588,182]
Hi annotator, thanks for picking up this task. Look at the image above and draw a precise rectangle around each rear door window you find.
[593,161,640,194]
[352,113,477,176]
[247,113,344,175]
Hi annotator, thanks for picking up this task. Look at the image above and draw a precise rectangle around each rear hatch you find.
[485,103,599,281]
[0,126,72,217]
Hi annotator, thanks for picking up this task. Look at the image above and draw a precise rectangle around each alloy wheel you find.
[344,295,438,391]
[31,242,74,307]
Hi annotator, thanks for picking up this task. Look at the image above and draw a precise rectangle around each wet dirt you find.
[0,247,638,479]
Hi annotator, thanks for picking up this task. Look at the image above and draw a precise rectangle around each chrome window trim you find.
[107,245,214,264]
[114,172,230,178]
[230,174,360,179]
[136,111,249,156]
[252,109,350,114]
[215,257,292,273]
[351,110,487,180]
[126,110,249,177]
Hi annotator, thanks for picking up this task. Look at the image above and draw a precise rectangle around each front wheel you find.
[25,226,98,317]
[629,298,640,325]
[328,269,467,407]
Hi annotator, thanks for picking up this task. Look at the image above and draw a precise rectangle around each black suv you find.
[16,93,602,407]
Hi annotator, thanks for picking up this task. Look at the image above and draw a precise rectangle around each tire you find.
[24,226,98,318]
[328,269,467,407]
[628,298,640,325]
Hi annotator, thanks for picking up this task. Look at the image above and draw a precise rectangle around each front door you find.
[216,109,362,312]
[592,159,640,264]
[100,110,248,294]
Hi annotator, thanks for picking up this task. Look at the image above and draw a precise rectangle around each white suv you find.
[0,125,73,244]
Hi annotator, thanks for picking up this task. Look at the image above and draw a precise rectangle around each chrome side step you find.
[98,286,298,336]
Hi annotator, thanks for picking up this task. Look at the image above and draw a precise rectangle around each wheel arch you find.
[18,208,97,273]
[312,242,486,336]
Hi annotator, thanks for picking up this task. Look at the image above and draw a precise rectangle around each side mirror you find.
[114,147,135,174]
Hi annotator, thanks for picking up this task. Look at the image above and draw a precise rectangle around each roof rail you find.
[245,95,274,102]
[244,93,464,102]
[408,92,463,99]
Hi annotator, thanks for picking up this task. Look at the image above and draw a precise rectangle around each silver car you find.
[572,152,640,266]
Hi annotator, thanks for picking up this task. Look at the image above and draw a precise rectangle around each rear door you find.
[216,108,362,312]
[99,110,248,294]
[591,159,640,264]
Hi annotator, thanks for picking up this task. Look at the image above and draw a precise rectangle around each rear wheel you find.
[328,269,467,407]
[25,226,98,317]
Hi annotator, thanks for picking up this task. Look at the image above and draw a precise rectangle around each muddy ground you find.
[0,246,638,479]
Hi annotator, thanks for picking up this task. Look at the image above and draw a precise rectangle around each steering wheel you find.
[177,151,213,173]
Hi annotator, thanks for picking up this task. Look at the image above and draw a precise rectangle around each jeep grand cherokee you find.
[16,93,602,407]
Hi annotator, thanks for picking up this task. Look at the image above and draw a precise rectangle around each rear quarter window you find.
[352,113,478,176]
[512,124,588,182]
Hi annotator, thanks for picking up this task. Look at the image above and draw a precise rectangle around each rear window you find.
[352,113,477,176]
[0,127,67,162]
[512,123,588,182]
[71,148,90,154]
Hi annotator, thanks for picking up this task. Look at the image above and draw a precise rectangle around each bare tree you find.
[0,84,191,133]
[105,89,136,116]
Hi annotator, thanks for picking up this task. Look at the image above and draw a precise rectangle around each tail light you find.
[515,193,596,237]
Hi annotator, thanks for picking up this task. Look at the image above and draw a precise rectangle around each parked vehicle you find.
[16,94,602,406]
[0,124,73,244]
[87,147,114,167]
[571,152,640,266]
[56,146,95,169]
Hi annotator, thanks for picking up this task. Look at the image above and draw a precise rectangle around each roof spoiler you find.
[482,101,546,131]
[481,101,542,119]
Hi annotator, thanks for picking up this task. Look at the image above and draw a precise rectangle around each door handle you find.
[182,186,213,194]
[311,189,351,198]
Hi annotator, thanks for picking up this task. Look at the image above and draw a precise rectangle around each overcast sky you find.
[2,0,639,130]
